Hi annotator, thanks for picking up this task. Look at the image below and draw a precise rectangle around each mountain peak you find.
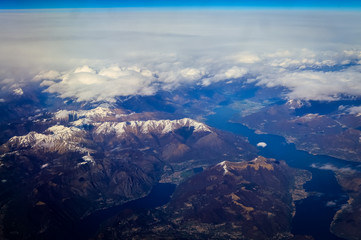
[215,157,275,176]
[3,125,89,154]
[95,118,212,136]
[54,106,114,121]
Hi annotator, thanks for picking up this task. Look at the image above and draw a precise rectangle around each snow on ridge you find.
[293,113,322,122]
[54,110,72,120]
[41,163,49,169]
[95,118,212,136]
[72,118,93,126]
[54,106,112,121]
[6,125,88,153]
[303,113,320,118]
[83,107,113,118]
[79,152,95,166]
[217,161,230,175]
[286,99,305,109]
[47,125,82,135]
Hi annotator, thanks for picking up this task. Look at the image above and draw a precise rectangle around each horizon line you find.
[1,0,361,10]
[1,6,361,12]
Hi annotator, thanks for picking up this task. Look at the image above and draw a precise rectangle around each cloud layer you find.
[310,163,357,174]
[1,10,361,102]
[41,66,157,102]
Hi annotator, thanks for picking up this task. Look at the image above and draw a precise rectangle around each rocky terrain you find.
[237,100,361,162]
[98,156,311,240]
[231,98,361,240]
[1,81,359,240]
[331,170,361,240]
[0,107,257,240]
[1,7,361,240]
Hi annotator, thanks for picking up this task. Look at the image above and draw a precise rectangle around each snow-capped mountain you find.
[0,106,257,240]
[2,125,89,154]
[54,106,114,121]
[95,118,212,136]
[2,107,213,155]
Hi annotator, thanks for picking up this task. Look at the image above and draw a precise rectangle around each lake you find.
[74,183,176,240]
[206,105,360,240]
[75,104,359,240]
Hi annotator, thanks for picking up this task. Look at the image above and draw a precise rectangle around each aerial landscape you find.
[0,0,361,239]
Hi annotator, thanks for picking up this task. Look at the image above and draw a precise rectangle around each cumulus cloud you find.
[253,67,361,100]
[13,88,24,96]
[33,70,61,81]
[202,66,247,86]
[180,68,205,81]
[43,65,157,102]
[1,10,361,102]
[347,106,361,116]
[256,142,267,148]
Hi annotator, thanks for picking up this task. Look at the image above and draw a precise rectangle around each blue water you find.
[295,99,361,116]
[72,104,358,240]
[205,106,359,240]
[74,183,176,240]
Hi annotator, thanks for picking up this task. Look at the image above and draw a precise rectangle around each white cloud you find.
[180,68,205,81]
[0,10,361,102]
[13,88,23,96]
[253,66,361,101]
[256,142,267,148]
[202,66,247,86]
[33,70,60,81]
[347,106,361,116]
[311,163,357,174]
[74,65,95,74]
[43,65,157,102]
[224,67,247,79]
[234,52,260,64]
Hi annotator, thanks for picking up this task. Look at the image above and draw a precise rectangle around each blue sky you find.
[1,0,361,9]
